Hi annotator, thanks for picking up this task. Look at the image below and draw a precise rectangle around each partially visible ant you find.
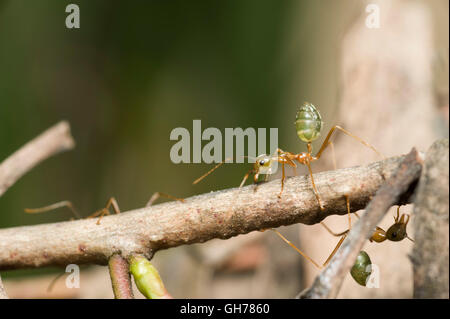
[269,203,414,272]
[25,193,184,294]
[338,206,414,286]
[321,205,414,245]
[25,192,184,225]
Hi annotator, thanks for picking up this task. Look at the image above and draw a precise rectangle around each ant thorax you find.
[294,152,311,164]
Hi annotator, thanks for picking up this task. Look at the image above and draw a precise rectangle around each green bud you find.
[129,254,170,299]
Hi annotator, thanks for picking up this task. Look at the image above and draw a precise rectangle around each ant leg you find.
[277,158,297,198]
[193,156,252,185]
[304,161,324,210]
[25,201,81,219]
[47,272,66,293]
[313,125,384,160]
[329,141,337,170]
[278,162,286,198]
[89,197,121,225]
[345,195,352,231]
[320,195,352,237]
[322,233,347,267]
[397,208,415,242]
[394,206,401,223]
[320,222,349,237]
[270,229,322,269]
[321,195,352,266]
[239,168,254,188]
[146,192,185,207]
[403,214,415,242]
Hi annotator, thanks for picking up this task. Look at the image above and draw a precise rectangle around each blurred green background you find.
[0,0,447,297]
[0,0,349,231]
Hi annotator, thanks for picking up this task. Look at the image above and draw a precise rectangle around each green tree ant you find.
[194,102,383,211]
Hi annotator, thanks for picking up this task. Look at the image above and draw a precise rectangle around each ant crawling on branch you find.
[25,192,184,225]
[194,102,384,211]
[194,102,385,269]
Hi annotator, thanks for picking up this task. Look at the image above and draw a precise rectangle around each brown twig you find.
[0,121,75,299]
[0,152,419,271]
[297,147,424,299]
[411,139,449,298]
[108,254,134,299]
[0,121,75,197]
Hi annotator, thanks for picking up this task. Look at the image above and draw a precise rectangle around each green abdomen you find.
[295,102,323,143]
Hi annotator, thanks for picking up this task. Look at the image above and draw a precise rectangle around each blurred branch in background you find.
[0,121,75,197]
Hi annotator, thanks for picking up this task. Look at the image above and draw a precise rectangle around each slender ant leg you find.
[88,197,121,225]
[313,125,384,161]
[26,191,184,226]
[304,160,324,210]
[269,195,354,270]
[146,192,185,207]
[25,201,81,219]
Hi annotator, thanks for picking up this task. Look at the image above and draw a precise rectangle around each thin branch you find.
[0,121,75,197]
[297,147,424,299]
[0,152,419,271]
[108,254,134,299]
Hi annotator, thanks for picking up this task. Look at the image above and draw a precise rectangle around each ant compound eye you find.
[391,232,397,238]
[259,160,266,166]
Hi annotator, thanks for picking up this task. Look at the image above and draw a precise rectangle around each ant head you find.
[254,154,273,174]
[386,214,410,242]
[295,102,323,143]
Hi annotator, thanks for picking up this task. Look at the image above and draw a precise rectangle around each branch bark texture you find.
[0,153,417,271]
